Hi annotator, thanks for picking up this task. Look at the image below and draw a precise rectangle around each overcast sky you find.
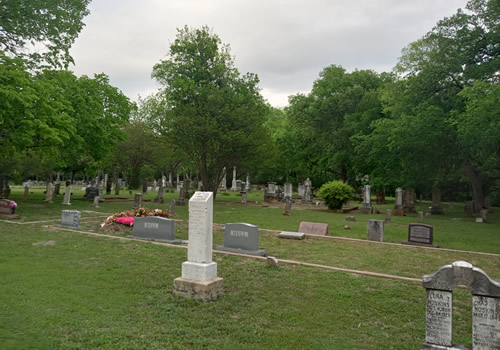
[69,0,468,107]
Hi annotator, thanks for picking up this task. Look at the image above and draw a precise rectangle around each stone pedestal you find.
[173,277,224,302]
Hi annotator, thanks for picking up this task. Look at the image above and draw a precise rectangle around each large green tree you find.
[385,0,500,207]
[151,26,271,194]
[0,0,91,68]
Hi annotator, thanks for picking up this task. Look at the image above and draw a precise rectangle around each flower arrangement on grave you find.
[101,207,171,227]
[9,201,17,208]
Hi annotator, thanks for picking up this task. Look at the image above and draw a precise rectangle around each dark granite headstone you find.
[216,223,266,256]
[402,224,437,247]
[132,216,180,243]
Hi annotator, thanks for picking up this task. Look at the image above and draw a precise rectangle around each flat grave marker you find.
[298,221,329,236]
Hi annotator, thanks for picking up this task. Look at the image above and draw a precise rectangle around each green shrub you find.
[317,180,354,210]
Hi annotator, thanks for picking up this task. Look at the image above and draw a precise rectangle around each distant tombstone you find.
[216,223,266,256]
[394,187,403,210]
[44,183,54,203]
[147,186,152,193]
[375,190,386,204]
[236,180,243,192]
[91,196,100,208]
[153,185,164,204]
[367,219,384,242]
[183,179,191,198]
[177,184,185,206]
[177,181,182,194]
[231,166,238,192]
[403,187,417,213]
[133,193,143,208]
[133,216,180,243]
[267,182,276,194]
[298,184,305,199]
[284,183,293,200]
[240,191,247,204]
[385,209,392,223]
[264,182,278,202]
[169,199,176,216]
[98,187,104,201]
[24,185,29,200]
[363,185,371,207]
[285,198,292,215]
[303,178,312,203]
[54,172,61,195]
[106,176,112,195]
[219,167,227,190]
[168,173,172,187]
[114,176,120,195]
[61,210,81,228]
[174,191,224,301]
[245,173,251,192]
[298,221,328,236]
[198,181,204,191]
[402,224,437,247]
[418,211,424,223]
[421,261,500,350]
[84,187,98,200]
[279,231,305,240]
[480,209,488,223]
[431,188,444,215]
[62,186,71,205]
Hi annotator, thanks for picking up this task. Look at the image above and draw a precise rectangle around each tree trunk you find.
[462,159,485,210]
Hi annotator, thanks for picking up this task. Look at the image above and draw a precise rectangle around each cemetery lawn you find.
[1,187,499,349]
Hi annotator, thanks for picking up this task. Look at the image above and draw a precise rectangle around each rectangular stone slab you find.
[472,295,500,349]
[279,231,306,240]
[133,216,177,243]
[425,289,452,347]
[298,221,329,236]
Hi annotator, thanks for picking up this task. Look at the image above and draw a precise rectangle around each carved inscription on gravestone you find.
[425,289,453,346]
[472,296,500,349]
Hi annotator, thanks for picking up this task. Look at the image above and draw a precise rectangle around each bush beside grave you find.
[317,181,354,210]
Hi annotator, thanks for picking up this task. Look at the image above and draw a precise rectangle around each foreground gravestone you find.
[298,221,329,236]
[61,210,81,228]
[422,261,500,350]
[367,220,384,242]
[402,224,438,248]
[173,192,223,301]
[133,216,180,243]
[216,223,266,256]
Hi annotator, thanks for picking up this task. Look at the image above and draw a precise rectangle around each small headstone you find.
[279,231,305,240]
[133,193,143,208]
[285,199,292,215]
[153,185,164,204]
[231,166,238,192]
[430,188,444,215]
[216,223,266,256]
[284,183,292,200]
[91,196,100,208]
[385,209,392,223]
[367,219,384,242]
[240,191,247,204]
[394,187,403,210]
[44,183,54,203]
[169,199,176,216]
[480,209,488,223]
[403,187,416,213]
[24,185,29,200]
[392,209,405,216]
[476,217,484,223]
[61,210,81,228]
[298,221,328,236]
[62,186,71,205]
[402,224,437,247]
[345,216,356,222]
[298,184,305,198]
[133,216,180,243]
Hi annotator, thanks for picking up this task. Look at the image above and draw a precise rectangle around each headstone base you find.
[176,199,186,206]
[421,342,468,350]
[402,241,439,248]
[279,231,306,240]
[215,245,267,256]
[393,209,405,216]
[173,277,224,302]
[359,206,372,214]
[182,261,217,280]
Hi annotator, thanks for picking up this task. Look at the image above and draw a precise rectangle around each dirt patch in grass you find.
[98,222,132,235]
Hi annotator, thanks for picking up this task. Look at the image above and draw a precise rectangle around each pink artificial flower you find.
[9,201,17,208]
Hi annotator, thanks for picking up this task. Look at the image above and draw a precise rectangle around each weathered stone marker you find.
[422,261,500,350]
[402,224,438,248]
[394,187,403,210]
[169,199,176,216]
[173,192,223,301]
[298,221,329,236]
[385,209,392,223]
[133,216,179,243]
[431,188,444,215]
[61,210,81,228]
[216,223,266,256]
[360,184,372,214]
[133,193,142,208]
[62,186,71,205]
[279,231,306,240]
[367,219,384,242]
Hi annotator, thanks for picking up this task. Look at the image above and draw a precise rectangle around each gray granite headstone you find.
[132,216,180,243]
[216,223,266,256]
[61,210,81,228]
[367,219,384,242]
[422,261,500,350]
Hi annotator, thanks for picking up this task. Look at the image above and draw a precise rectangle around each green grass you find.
[1,187,499,349]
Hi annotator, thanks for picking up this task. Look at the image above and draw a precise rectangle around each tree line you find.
[1,0,498,206]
